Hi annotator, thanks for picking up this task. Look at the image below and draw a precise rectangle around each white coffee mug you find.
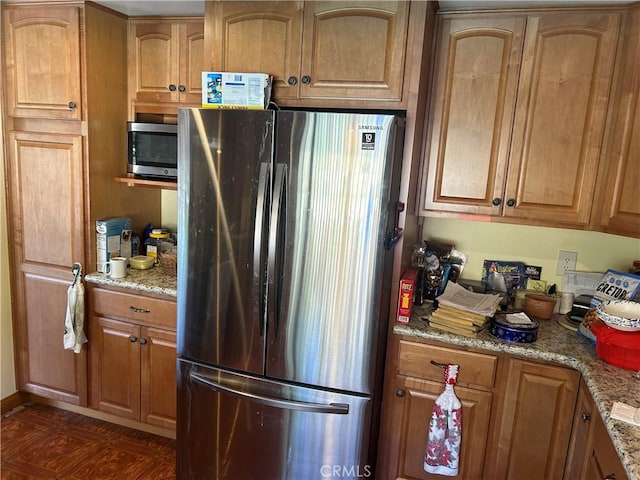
[104,256,128,279]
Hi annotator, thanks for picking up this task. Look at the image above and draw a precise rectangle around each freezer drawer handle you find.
[190,371,349,415]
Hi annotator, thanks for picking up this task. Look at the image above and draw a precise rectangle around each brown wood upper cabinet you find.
[128,18,204,115]
[419,10,621,228]
[205,1,410,107]
[596,6,640,238]
[3,6,82,120]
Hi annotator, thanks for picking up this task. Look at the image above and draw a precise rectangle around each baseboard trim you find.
[26,394,176,439]
[1,391,28,415]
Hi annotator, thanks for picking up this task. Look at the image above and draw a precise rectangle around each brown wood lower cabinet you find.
[378,337,626,480]
[88,286,177,429]
[392,375,492,479]
[565,380,628,480]
[484,359,580,480]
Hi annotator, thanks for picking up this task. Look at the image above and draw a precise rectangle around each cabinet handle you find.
[604,474,616,480]
[506,198,516,207]
[130,306,150,314]
[581,412,591,422]
[129,335,137,343]
[67,101,76,110]
[139,338,147,345]
[492,198,502,206]
[395,389,405,398]
[178,84,186,92]
[287,76,298,85]
[430,360,447,369]
[168,84,177,92]
[301,75,311,85]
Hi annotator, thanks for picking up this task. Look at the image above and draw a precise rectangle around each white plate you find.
[596,300,640,332]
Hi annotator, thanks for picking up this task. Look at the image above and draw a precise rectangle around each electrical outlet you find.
[556,250,578,275]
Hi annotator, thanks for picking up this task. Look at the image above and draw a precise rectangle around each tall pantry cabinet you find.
[2,2,160,405]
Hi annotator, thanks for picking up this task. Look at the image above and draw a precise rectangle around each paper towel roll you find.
[559,292,574,314]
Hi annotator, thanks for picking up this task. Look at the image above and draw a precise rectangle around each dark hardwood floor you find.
[1,402,175,479]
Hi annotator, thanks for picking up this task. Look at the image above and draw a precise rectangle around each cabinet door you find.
[130,21,178,103]
[487,359,580,480]
[140,327,177,429]
[584,413,629,480]
[420,16,525,215]
[598,7,640,238]
[90,316,141,420]
[179,22,205,104]
[7,131,86,404]
[392,375,492,480]
[3,5,82,119]
[505,12,621,225]
[207,1,303,102]
[564,380,596,479]
[300,1,409,101]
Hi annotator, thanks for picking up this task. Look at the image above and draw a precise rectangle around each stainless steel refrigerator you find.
[176,108,404,480]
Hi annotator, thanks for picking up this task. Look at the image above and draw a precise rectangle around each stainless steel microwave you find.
[127,122,178,179]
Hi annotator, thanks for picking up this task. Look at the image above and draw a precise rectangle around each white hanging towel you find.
[424,364,462,476]
[64,264,88,354]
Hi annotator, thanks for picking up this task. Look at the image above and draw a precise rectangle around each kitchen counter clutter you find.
[395,303,639,480]
[85,267,177,297]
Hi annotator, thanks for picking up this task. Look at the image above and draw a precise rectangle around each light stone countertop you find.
[84,267,177,297]
[396,304,640,480]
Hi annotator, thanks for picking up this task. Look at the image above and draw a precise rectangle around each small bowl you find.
[129,255,154,270]
[596,300,640,332]
[524,294,557,320]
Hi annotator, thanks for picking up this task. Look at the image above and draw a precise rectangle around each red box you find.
[397,269,418,324]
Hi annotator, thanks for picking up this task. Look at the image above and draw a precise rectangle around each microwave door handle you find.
[267,163,286,338]
[190,371,349,415]
[254,162,270,337]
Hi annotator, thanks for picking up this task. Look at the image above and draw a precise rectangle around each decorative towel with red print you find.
[424,364,462,476]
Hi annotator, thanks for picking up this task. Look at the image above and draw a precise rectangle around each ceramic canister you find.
[489,315,539,343]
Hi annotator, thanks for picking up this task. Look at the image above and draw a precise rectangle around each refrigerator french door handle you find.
[254,162,270,337]
[267,163,287,338]
[189,371,349,414]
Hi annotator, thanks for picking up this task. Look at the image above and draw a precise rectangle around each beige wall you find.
[1,114,17,399]
[421,217,640,289]
[162,191,640,292]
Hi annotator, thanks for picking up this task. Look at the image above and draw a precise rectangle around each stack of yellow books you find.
[427,304,490,337]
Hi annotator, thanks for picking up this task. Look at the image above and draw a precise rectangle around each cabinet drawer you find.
[398,340,498,388]
[91,288,176,329]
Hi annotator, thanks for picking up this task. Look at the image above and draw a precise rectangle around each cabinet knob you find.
[139,338,147,345]
[287,76,298,85]
[506,198,516,207]
[168,84,177,92]
[492,198,502,206]
[67,101,76,110]
[604,474,616,480]
[301,75,311,85]
[178,84,186,92]
[581,412,591,422]
[129,335,138,343]
[395,389,405,398]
